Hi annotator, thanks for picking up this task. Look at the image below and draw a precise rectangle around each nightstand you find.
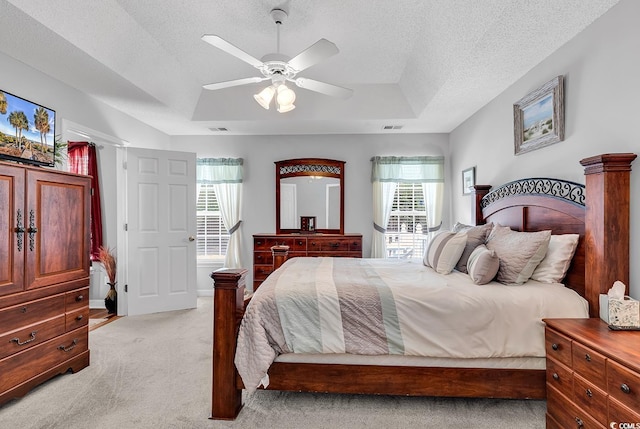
[544,318,640,428]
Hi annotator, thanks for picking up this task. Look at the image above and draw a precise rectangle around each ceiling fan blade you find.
[203,77,268,90]
[201,35,264,68]
[287,39,339,72]
[294,78,353,99]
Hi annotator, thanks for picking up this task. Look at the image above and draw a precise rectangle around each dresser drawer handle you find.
[76,295,84,302]
[551,343,559,351]
[10,331,37,346]
[585,388,593,397]
[76,315,84,321]
[552,373,559,381]
[21,306,28,313]
[58,339,78,353]
[621,383,631,394]
[584,353,591,362]
[575,417,584,427]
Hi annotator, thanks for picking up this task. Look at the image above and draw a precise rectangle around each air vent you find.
[209,127,229,132]
[382,125,403,130]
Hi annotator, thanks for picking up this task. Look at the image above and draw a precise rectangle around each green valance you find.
[197,158,243,184]
[371,156,444,183]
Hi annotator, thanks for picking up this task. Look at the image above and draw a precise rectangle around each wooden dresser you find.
[253,233,362,290]
[0,162,91,405]
[544,318,640,429]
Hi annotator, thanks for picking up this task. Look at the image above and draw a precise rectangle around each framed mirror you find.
[275,158,345,235]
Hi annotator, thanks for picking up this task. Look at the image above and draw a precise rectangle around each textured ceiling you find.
[0,0,620,136]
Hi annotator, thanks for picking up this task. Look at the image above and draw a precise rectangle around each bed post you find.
[210,268,247,420]
[471,185,492,225]
[580,153,637,318]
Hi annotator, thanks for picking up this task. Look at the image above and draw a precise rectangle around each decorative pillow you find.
[485,225,551,284]
[530,234,580,283]
[423,231,467,275]
[451,222,473,233]
[467,245,500,285]
[453,223,493,273]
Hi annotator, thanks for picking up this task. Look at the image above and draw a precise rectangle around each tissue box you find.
[608,296,640,327]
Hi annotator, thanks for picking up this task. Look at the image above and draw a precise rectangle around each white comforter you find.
[235,257,588,391]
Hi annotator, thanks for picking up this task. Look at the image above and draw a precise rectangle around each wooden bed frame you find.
[210,153,636,420]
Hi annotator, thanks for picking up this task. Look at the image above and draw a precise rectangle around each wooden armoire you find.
[0,161,91,405]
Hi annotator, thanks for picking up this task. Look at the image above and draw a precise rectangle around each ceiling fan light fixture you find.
[277,102,295,113]
[253,85,275,109]
[276,84,296,105]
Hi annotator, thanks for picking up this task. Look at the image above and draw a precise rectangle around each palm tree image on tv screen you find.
[0,90,56,167]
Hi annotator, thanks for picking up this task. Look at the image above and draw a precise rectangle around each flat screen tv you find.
[0,89,56,167]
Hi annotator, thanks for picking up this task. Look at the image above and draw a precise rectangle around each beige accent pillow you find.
[530,234,580,283]
[467,244,500,285]
[423,231,467,275]
[452,223,493,273]
[485,225,551,284]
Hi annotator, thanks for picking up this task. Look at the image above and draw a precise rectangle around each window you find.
[385,183,428,259]
[196,184,229,260]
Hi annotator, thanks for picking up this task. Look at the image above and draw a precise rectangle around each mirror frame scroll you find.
[275,158,345,235]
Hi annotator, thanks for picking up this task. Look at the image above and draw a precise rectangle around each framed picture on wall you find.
[513,75,564,155]
[462,167,475,195]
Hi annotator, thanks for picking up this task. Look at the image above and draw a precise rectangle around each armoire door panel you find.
[24,170,90,290]
[0,164,24,296]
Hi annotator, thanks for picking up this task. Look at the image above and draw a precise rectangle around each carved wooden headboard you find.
[472,153,636,317]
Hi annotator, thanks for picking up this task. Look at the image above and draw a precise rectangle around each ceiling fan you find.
[201,8,353,112]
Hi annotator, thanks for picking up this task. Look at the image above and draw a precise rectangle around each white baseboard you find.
[90,299,106,309]
[197,289,213,297]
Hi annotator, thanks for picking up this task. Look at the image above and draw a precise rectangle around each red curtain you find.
[68,141,104,260]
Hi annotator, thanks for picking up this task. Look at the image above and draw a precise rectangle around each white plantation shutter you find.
[196,185,229,258]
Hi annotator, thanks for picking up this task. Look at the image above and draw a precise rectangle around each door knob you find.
[188,236,195,242]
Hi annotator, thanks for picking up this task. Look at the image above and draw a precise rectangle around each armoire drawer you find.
[0,327,88,392]
[0,294,65,335]
[66,307,89,331]
[0,315,66,360]
[65,287,89,312]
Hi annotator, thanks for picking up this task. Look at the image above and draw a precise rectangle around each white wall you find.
[449,0,640,298]
[1,50,173,305]
[172,133,450,289]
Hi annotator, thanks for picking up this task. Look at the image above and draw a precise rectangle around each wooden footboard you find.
[210,268,545,421]
[210,268,247,420]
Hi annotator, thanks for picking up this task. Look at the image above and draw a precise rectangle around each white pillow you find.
[530,234,580,283]
[485,225,551,284]
[423,231,467,275]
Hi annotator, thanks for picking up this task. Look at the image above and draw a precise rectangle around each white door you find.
[125,148,197,316]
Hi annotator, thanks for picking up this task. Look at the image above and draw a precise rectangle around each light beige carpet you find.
[0,298,546,429]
